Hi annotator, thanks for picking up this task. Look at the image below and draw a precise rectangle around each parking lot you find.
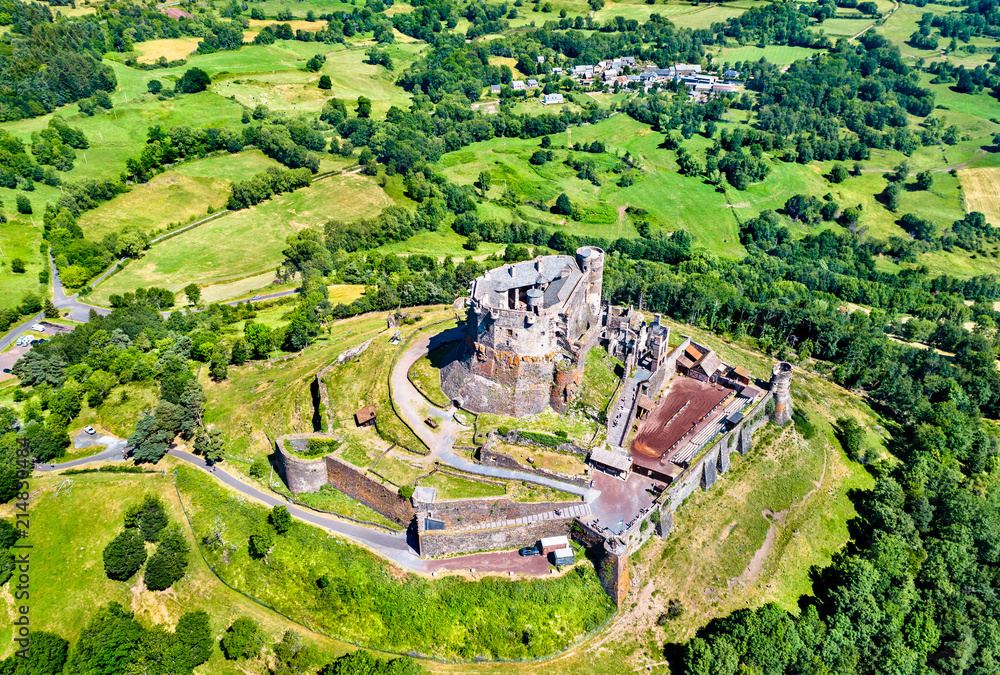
[0,322,74,381]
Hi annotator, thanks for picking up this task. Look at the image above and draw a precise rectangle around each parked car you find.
[30,324,44,332]
[519,546,540,557]
[2,369,10,374]
[424,417,439,429]
[84,426,96,435]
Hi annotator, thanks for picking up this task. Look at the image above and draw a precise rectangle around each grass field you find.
[0,470,357,672]
[90,173,393,301]
[292,482,398,528]
[958,167,1000,226]
[418,470,507,500]
[0,214,45,310]
[134,37,201,63]
[715,44,822,67]
[409,343,455,408]
[79,150,281,241]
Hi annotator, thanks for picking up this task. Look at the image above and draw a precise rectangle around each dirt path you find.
[727,432,828,589]
[617,203,628,238]
[859,149,986,175]
[849,0,899,41]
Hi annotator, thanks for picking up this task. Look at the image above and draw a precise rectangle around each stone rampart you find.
[324,454,415,526]
[420,495,582,529]
[479,445,589,488]
[418,518,571,557]
[275,435,330,494]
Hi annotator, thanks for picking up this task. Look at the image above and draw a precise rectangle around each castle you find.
[441,247,604,416]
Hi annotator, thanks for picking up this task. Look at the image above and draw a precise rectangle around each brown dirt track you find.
[631,378,733,462]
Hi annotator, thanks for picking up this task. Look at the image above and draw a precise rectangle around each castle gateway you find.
[441,247,604,416]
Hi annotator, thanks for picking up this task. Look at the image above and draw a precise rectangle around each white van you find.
[30,324,44,332]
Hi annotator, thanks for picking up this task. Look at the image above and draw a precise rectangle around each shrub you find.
[10,258,25,273]
[399,484,415,500]
[102,529,147,581]
[270,505,292,535]
[248,520,274,559]
[176,68,211,94]
[220,617,264,660]
[319,75,332,90]
[552,192,572,215]
[16,195,31,214]
[249,456,270,478]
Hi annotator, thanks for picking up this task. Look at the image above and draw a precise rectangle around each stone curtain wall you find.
[418,518,571,557]
[324,454,416,525]
[275,436,329,494]
[479,446,590,489]
[421,495,583,529]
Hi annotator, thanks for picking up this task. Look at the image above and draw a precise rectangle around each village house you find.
[490,84,501,94]
[527,78,539,88]
[543,92,565,105]
[511,80,526,90]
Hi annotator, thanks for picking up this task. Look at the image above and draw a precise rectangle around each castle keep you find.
[441,247,604,416]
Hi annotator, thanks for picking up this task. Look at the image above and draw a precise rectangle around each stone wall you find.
[324,454,415,526]
[419,495,582,529]
[500,431,588,457]
[275,435,329,494]
[599,539,630,607]
[418,517,572,557]
[479,445,589,488]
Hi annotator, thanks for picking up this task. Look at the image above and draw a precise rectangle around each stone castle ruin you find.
[440,247,604,416]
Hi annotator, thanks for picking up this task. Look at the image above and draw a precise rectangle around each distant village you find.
[488,58,743,105]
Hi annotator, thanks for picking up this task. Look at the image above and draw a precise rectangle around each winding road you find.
[389,326,600,501]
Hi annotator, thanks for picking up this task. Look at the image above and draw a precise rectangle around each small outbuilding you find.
[355,405,377,427]
[552,547,575,566]
[540,535,570,554]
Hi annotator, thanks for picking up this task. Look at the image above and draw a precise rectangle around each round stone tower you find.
[769,361,793,426]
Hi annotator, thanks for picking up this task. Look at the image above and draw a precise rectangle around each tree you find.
[837,417,867,463]
[270,505,292,535]
[356,96,372,118]
[319,75,332,90]
[194,428,225,464]
[248,520,274,559]
[147,79,163,95]
[173,611,213,670]
[220,617,264,660]
[830,164,848,183]
[129,414,173,464]
[463,232,481,251]
[143,524,189,591]
[176,68,212,94]
[102,529,147,581]
[915,170,933,190]
[477,170,492,197]
[136,495,169,542]
[16,195,31,215]
[553,192,573,215]
[64,603,146,675]
[884,182,902,211]
[272,631,314,675]
[183,283,201,307]
[16,630,69,675]
[10,258,25,274]
[540,135,551,148]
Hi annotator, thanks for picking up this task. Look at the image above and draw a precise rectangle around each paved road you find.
[51,255,112,322]
[390,327,599,501]
[608,367,650,448]
[0,312,43,352]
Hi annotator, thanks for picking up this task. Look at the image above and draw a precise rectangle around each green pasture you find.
[251,0,365,19]
[90,172,393,302]
[0,214,45,310]
[0,470,357,670]
[0,88,245,185]
[293,483,398,528]
[79,150,281,241]
[714,44,822,67]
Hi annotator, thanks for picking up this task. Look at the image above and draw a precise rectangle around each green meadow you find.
[90,172,393,302]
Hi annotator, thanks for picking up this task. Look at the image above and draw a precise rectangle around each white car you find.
[30,324,44,332]
[84,426,96,435]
